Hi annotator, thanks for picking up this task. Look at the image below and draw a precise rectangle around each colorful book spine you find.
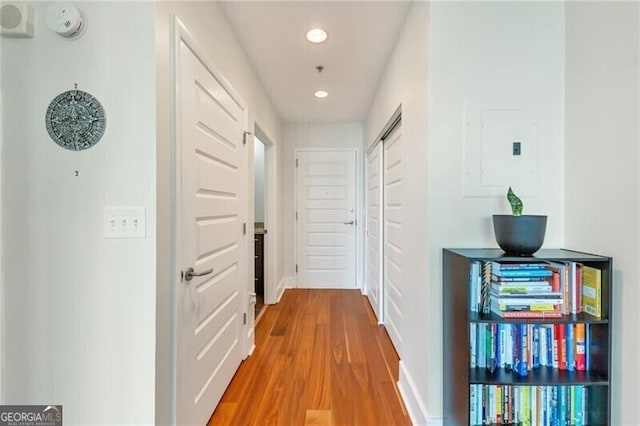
[481,262,492,314]
[575,386,584,426]
[575,323,586,371]
[491,275,550,282]
[568,262,578,314]
[545,326,554,367]
[495,385,502,424]
[539,325,547,367]
[532,325,540,369]
[493,269,553,278]
[575,263,583,314]
[585,324,591,371]
[505,324,513,371]
[470,261,480,312]
[498,324,506,369]
[478,323,486,369]
[552,324,559,369]
[566,324,575,372]
[551,386,557,424]
[490,283,554,294]
[556,324,566,370]
[558,386,566,426]
[491,309,562,319]
[486,323,492,372]
[491,261,548,270]
[522,386,531,426]
[518,324,528,376]
[470,323,477,368]
[582,266,602,318]
[470,384,477,423]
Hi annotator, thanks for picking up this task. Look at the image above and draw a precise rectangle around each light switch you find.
[104,207,146,239]
[513,141,521,156]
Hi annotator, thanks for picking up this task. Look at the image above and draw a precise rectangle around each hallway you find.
[208,289,411,425]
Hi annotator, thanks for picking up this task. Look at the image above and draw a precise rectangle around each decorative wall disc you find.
[45,89,106,151]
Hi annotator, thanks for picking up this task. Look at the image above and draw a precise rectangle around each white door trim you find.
[171,15,251,422]
[293,148,360,289]
[254,124,279,305]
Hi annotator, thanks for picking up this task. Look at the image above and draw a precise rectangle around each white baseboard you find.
[398,361,443,426]
[275,276,294,303]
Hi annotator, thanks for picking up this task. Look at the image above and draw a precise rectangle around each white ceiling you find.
[219,1,411,123]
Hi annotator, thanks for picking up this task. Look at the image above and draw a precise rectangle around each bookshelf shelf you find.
[470,312,610,325]
[443,248,612,426]
[469,367,608,386]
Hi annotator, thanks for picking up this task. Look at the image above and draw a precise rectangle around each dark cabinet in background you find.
[254,233,264,296]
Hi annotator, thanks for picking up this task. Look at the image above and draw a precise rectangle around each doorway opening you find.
[254,135,266,319]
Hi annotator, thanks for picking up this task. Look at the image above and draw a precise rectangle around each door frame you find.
[170,15,252,421]
[253,124,279,305]
[293,148,361,289]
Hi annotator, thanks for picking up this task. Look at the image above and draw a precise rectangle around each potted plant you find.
[492,187,547,256]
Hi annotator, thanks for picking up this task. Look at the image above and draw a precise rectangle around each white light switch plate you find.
[104,207,146,239]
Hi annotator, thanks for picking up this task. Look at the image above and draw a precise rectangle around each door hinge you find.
[243,131,253,145]
[295,158,298,168]
[295,211,298,221]
[243,313,247,325]
[243,223,247,235]
[295,264,298,273]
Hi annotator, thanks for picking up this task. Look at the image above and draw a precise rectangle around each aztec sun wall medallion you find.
[45,88,106,151]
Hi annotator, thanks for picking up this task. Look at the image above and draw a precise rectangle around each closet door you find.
[366,143,384,323]
[383,123,403,353]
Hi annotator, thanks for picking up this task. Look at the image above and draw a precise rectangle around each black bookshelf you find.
[443,248,612,426]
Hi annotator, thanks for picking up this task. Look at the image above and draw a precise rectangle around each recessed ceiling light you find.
[314,90,328,98]
[306,28,328,43]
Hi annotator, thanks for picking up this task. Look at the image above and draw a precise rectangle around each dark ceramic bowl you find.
[492,215,547,256]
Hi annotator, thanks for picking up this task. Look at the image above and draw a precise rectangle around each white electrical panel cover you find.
[464,105,538,197]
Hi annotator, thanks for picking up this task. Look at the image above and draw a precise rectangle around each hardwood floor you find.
[208,289,411,426]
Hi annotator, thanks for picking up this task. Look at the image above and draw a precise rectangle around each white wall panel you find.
[1,3,156,423]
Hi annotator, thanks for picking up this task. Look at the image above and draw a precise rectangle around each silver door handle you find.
[184,267,213,282]
[344,220,355,225]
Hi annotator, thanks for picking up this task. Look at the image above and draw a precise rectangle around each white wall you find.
[428,2,565,420]
[365,2,565,422]
[282,122,363,288]
[565,3,640,424]
[363,2,430,423]
[254,139,265,223]
[1,2,157,424]
[155,2,283,422]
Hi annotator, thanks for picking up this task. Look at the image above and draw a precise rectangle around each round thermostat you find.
[46,3,85,38]
[45,89,106,151]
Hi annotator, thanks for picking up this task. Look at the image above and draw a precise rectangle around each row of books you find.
[469,384,588,426]
[470,323,591,374]
[469,261,603,319]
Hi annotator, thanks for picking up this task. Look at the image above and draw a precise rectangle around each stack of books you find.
[490,262,561,318]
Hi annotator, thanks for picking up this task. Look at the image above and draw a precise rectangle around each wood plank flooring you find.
[208,289,411,426]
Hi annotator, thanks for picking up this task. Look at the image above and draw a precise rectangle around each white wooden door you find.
[296,150,357,288]
[176,24,247,425]
[383,124,403,352]
[366,143,384,322]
